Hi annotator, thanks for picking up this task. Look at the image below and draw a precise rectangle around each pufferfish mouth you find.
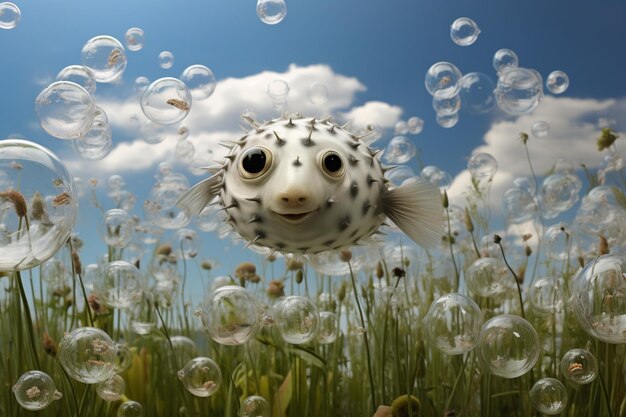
[272,208,319,224]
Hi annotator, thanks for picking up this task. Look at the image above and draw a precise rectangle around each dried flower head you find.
[42,331,57,358]
[201,260,213,270]
[71,250,82,275]
[375,261,384,279]
[167,98,190,112]
[0,189,28,218]
[598,234,609,255]
[392,267,406,279]
[30,191,47,221]
[463,207,474,233]
[52,191,72,207]
[267,280,284,298]
[235,262,256,280]
[286,256,304,271]
[597,127,619,151]
[88,294,110,316]
[295,269,304,284]
[156,244,173,256]
[518,132,529,144]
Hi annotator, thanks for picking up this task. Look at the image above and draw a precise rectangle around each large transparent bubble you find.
[181,65,217,101]
[432,94,461,116]
[81,35,127,83]
[546,70,569,95]
[73,120,112,160]
[503,187,537,224]
[425,62,462,99]
[423,293,482,355]
[450,17,480,46]
[35,81,95,140]
[459,72,495,114]
[0,2,20,29]
[529,378,567,415]
[0,140,77,271]
[56,65,97,95]
[144,173,191,229]
[495,67,543,115]
[467,152,497,184]
[383,136,416,164]
[141,78,192,125]
[118,400,143,417]
[58,327,117,384]
[198,285,260,345]
[273,296,319,344]
[540,172,581,215]
[560,348,597,384]
[493,49,519,74]
[124,27,145,52]
[12,371,62,410]
[98,209,134,248]
[571,254,626,343]
[94,260,145,309]
[177,357,222,397]
[477,314,540,378]
[96,374,126,402]
[158,51,174,69]
[256,0,287,25]
[127,290,157,335]
[241,395,271,417]
[465,257,509,298]
[529,276,564,314]
[435,112,459,129]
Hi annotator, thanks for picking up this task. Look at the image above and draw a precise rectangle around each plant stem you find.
[496,240,526,320]
[15,271,41,369]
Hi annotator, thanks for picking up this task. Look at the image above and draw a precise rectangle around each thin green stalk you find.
[495,237,526,320]
[347,260,376,412]
[57,360,81,417]
[445,207,460,290]
[444,351,470,412]
[15,271,41,370]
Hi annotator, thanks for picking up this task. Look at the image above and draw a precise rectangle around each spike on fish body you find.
[178,114,443,254]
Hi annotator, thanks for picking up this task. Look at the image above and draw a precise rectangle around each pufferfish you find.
[177,114,443,254]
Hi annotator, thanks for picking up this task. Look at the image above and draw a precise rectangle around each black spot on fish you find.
[264,133,272,139]
[293,156,302,167]
[350,181,359,199]
[339,215,351,231]
[254,229,266,239]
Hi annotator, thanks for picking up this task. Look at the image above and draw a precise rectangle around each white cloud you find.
[447,96,626,214]
[65,64,402,179]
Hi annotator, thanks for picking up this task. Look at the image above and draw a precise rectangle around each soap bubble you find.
[459,72,496,114]
[432,94,461,116]
[529,275,565,315]
[543,222,574,260]
[170,336,200,364]
[178,357,222,397]
[425,62,462,99]
[140,77,192,125]
[96,374,126,402]
[529,378,567,415]
[124,27,145,52]
[540,172,581,215]
[450,17,480,46]
[436,112,459,128]
[468,152,497,184]
[503,187,537,224]
[175,139,195,163]
[181,65,216,101]
[267,79,289,101]
[107,175,125,195]
[118,400,143,417]
[394,120,408,135]
[196,204,220,232]
[477,314,540,378]
[99,209,134,248]
[307,247,372,276]
[35,81,96,139]
[174,228,199,259]
[135,221,163,245]
[56,65,97,95]
[94,260,145,309]
[144,173,191,229]
[531,120,550,138]
[158,51,174,69]
[81,35,127,83]
[241,395,271,417]
[546,70,569,95]
[495,67,543,115]
[274,296,319,344]
[58,327,117,384]
[560,348,597,384]
[73,120,113,160]
[465,257,509,298]
[256,0,287,25]
[127,290,157,335]
[139,120,168,145]
[199,285,260,345]
[12,371,62,410]
[383,136,416,164]
[423,293,482,355]
[0,140,78,271]
[493,49,519,74]
[317,311,338,344]
[386,166,417,186]
[603,151,624,172]
[307,83,329,105]
[0,2,20,29]
[421,165,452,189]
[571,254,626,343]
[134,76,150,94]
[407,117,424,135]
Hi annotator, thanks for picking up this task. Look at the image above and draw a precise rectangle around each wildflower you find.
[463,207,474,233]
[375,261,384,279]
[71,250,82,275]
[201,260,213,270]
[286,256,304,271]
[295,269,303,284]
[267,280,284,298]
[340,249,352,262]
[25,386,41,399]
[42,332,57,358]
[392,267,406,279]
[390,394,420,417]
[598,234,609,255]
[235,262,257,280]
[155,244,172,256]
[519,132,529,144]
[0,189,28,219]
[597,127,618,151]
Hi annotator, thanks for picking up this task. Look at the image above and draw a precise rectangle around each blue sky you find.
[1,0,625,285]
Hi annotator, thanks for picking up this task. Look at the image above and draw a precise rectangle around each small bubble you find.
[493,48,519,74]
[425,62,463,99]
[241,395,271,417]
[450,17,480,46]
[94,260,145,309]
[35,81,96,140]
[531,120,550,138]
[12,371,62,410]
[546,70,569,94]
[433,94,461,116]
[158,51,175,69]
[561,349,597,384]
[459,72,496,114]
[56,65,97,95]
[273,296,319,344]
[118,400,143,417]
[180,65,217,101]
[267,79,290,101]
[424,293,482,355]
[406,117,424,135]
[256,0,287,25]
[81,35,127,83]
[495,67,543,115]
[436,112,459,129]
[178,357,222,397]
[530,378,567,415]
[307,82,329,105]
[141,78,192,125]
[0,2,20,30]
[124,27,145,52]
[383,136,416,164]
[58,327,117,384]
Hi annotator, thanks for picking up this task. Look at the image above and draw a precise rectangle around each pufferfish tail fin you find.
[176,175,222,216]
[381,177,443,248]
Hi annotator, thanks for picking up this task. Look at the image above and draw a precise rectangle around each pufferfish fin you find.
[381,177,443,248]
[176,175,222,216]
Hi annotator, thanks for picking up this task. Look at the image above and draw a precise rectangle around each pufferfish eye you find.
[321,151,344,179]
[238,147,273,180]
